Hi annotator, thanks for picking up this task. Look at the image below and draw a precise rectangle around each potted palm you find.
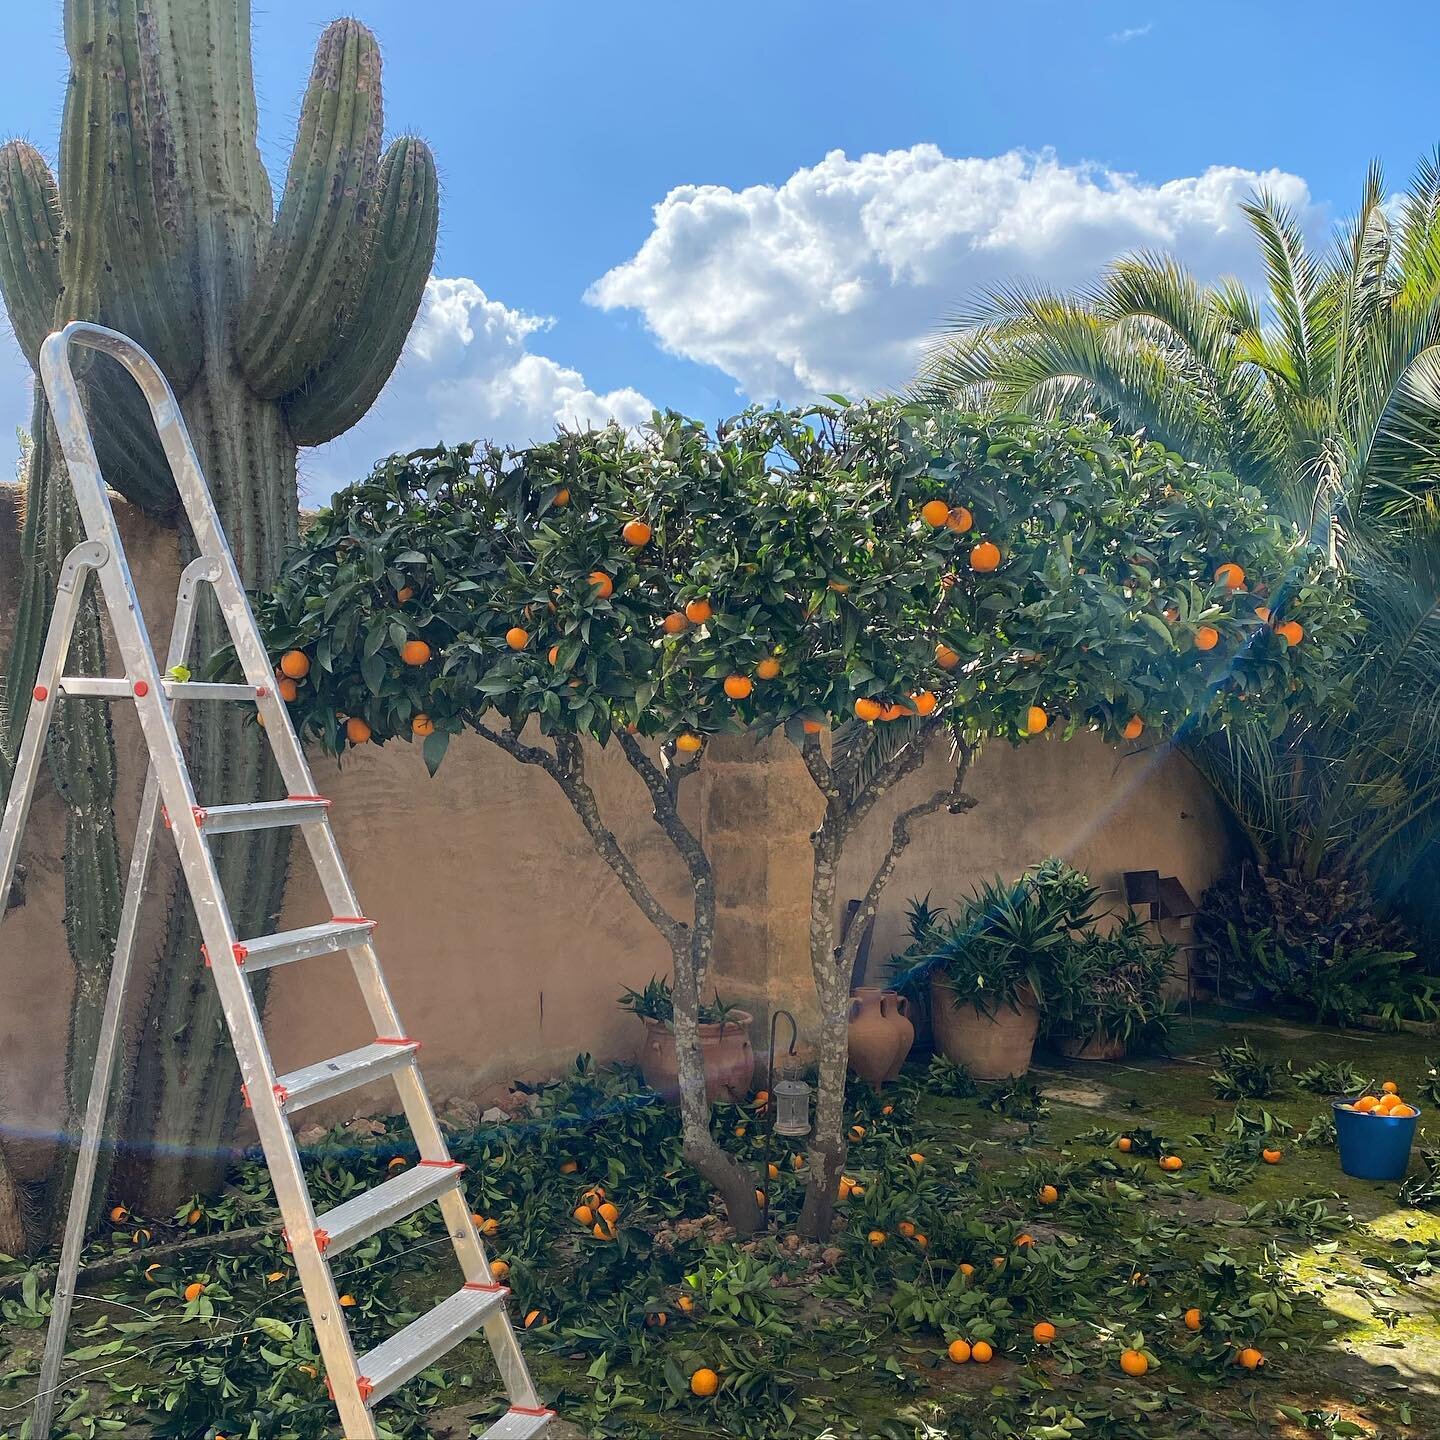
[619,977,754,1104]
[1043,915,1176,1060]
[894,861,1095,1078]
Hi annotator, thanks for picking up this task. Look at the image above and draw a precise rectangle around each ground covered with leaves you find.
[2,1008,1439,1440]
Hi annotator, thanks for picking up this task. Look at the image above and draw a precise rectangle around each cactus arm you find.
[57,0,119,321]
[0,143,62,365]
[99,0,202,391]
[284,137,439,446]
[236,18,383,399]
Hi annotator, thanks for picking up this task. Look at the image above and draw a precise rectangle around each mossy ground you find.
[2,1007,1437,1439]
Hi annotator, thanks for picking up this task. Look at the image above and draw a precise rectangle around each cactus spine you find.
[0,0,438,1233]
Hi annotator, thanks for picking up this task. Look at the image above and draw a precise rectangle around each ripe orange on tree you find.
[946,505,974,533]
[400,638,431,666]
[676,732,704,754]
[1277,620,1304,646]
[395,585,414,604]
[1033,1321,1057,1344]
[910,689,937,715]
[854,697,884,722]
[867,1229,887,1246]
[935,642,960,670]
[677,1294,695,1313]
[184,1282,205,1302]
[898,1220,917,1238]
[277,677,299,702]
[690,1366,720,1397]
[279,650,310,679]
[724,674,753,700]
[345,717,372,745]
[662,611,689,634]
[525,1309,544,1328]
[1122,715,1144,740]
[684,597,712,624]
[1237,1346,1264,1370]
[488,1259,510,1281]
[587,570,614,599]
[947,1339,972,1364]
[573,1204,595,1226]
[1119,1348,1149,1376]
[622,518,652,547]
[1214,562,1246,589]
[971,1340,994,1363]
[920,498,951,526]
[1194,625,1220,652]
[559,1159,579,1174]
[1026,705,1049,735]
[505,625,529,650]
[969,540,1002,572]
[909,1151,926,1165]
[756,656,781,680]
[959,1262,975,1276]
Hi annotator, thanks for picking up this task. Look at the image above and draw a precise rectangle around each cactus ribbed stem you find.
[1,0,439,1236]
[286,137,440,446]
[236,18,383,398]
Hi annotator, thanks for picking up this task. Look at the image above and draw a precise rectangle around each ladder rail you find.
[16,323,548,1437]
[30,553,215,1438]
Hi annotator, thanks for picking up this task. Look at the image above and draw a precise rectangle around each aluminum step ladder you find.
[0,323,553,1440]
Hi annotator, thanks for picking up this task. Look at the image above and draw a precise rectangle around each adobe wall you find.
[0,483,1229,1151]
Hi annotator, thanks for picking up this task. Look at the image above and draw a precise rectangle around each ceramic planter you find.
[848,988,912,1087]
[882,991,915,1082]
[1056,1032,1128,1061]
[929,976,1039,1079]
[637,1012,755,1105]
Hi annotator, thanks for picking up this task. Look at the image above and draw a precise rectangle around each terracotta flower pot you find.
[848,988,899,1087]
[882,991,915,1082]
[1056,1032,1128,1061]
[637,1012,755,1105]
[929,976,1039,1079]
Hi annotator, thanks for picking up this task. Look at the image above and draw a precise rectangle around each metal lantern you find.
[772,1078,812,1137]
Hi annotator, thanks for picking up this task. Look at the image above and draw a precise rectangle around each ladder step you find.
[313,1160,464,1256]
[234,917,375,973]
[274,1039,419,1113]
[194,796,331,834]
[54,678,261,701]
[479,1409,555,1439]
[356,1283,509,1406]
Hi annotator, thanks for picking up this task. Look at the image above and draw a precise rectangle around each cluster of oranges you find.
[1340,1079,1417,1119]
[572,1185,622,1240]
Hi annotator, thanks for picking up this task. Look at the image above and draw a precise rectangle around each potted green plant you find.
[1043,915,1176,1060]
[894,862,1095,1078]
[619,977,754,1104]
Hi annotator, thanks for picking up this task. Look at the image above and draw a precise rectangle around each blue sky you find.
[1,2,1438,502]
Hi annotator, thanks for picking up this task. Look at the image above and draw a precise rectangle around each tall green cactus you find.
[0,0,438,1233]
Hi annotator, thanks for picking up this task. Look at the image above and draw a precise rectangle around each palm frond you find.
[1242,191,1325,398]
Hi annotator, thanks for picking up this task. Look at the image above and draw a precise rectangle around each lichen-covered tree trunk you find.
[0,0,438,1226]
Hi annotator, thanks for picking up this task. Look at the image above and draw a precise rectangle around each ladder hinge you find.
[241,1081,288,1110]
[201,942,247,968]
[332,914,373,926]
[463,1281,509,1295]
[288,793,331,805]
[419,1159,464,1170]
[375,1035,419,1052]
[314,1227,331,1254]
[325,1375,375,1403]
[192,806,208,827]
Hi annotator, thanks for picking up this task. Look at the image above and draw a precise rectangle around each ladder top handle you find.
[39,322,226,548]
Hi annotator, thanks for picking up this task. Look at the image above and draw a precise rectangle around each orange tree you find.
[254,402,1355,1239]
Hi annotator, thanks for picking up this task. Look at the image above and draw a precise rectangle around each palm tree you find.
[918,154,1440,894]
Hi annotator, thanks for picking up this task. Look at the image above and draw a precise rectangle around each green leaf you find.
[422,729,451,777]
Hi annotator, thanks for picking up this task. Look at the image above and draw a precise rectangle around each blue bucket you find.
[1333,1100,1421,1182]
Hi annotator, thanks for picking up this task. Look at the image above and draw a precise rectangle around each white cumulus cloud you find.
[586,144,1319,404]
[303,278,654,501]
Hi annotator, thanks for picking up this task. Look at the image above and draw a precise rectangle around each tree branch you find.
[842,717,944,835]
[473,721,684,945]
[798,732,841,810]
[838,741,976,970]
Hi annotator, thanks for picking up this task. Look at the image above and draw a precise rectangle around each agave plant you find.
[919,153,1440,899]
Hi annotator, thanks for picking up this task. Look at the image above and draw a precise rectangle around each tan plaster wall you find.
[0,485,1231,1149]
